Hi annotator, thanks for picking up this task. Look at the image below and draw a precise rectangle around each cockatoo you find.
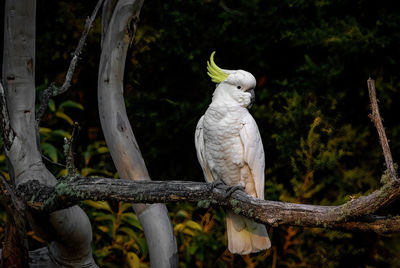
[195,52,271,255]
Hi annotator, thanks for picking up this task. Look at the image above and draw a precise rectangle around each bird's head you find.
[207,52,256,108]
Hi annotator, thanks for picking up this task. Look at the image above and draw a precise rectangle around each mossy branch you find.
[15,176,400,235]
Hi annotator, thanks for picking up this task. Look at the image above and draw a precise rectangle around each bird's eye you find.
[237,86,241,89]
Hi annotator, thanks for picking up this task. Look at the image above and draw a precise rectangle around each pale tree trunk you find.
[98,0,178,267]
[2,0,96,266]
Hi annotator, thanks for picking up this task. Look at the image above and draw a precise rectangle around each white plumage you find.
[195,53,271,254]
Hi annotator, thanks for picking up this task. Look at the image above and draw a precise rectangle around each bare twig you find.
[36,0,104,125]
[0,82,14,150]
[64,122,80,175]
[219,1,245,16]
[42,154,67,168]
[367,78,397,181]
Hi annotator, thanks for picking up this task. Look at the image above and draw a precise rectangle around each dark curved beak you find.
[248,89,255,108]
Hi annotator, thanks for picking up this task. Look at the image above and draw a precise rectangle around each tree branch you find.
[36,0,104,125]
[368,78,397,181]
[16,177,400,235]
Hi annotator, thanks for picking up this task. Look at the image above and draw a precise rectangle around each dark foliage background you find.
[2,0,400,267]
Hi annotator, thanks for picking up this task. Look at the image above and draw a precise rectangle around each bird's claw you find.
[208,180,245,198]
[224,184,245,199]
[211,179,224,188]
[208,179,225,192]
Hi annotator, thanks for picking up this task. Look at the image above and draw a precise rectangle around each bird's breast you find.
[202,106,247,185]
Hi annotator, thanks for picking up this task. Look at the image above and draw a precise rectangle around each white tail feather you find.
[226,210,271,255]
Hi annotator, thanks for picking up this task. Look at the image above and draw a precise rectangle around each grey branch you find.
[36,0,104,125]
[0,82,14,150]
[16,177,400,235]
[368,78,397,180]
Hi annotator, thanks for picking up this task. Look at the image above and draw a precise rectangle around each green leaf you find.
[94,246,111,258]
[59,100,84,110]
[94,214,115,224]
[119,227,148,256]
[126,252,140,268]
[176,209,189,219]
[39,127,52,135]
[41,142,58,162]
[52,129,72,139]
[183,229,195,236]
[187,244,199,255]
[83,151,90,166]
[119,202,132,213]
[55,111,74,125]
[118,226,136,239]
[57,169,68,177]
[186,220,203,231]
[84,200,112,212]
[120,212,143,230]
[98,225,110,233]
[96,146,109,154]
[48,99,56,112]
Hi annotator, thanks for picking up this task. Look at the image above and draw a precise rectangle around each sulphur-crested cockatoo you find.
[195,52,271,255]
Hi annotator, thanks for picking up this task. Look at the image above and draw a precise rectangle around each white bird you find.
[195,52,271,255]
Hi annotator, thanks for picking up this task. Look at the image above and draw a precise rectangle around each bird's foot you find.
[224,184,245,199]
[208,180,245,198]
[209,179,225,191]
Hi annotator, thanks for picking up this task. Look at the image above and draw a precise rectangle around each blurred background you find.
[2,0,400,267]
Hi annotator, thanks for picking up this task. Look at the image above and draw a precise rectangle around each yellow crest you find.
[207,51,229,83]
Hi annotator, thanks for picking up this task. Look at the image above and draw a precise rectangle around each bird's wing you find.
[195,116,214,183]
[239,113,265,199]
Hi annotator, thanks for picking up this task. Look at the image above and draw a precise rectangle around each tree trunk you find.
[2,0,96,266]
[98,1,178,267]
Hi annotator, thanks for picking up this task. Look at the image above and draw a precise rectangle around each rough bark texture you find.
[98,1,178,267]
[0,174,29,267]
[2,0,96,266]
[0,82,14,151]
[16,177,400,235]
